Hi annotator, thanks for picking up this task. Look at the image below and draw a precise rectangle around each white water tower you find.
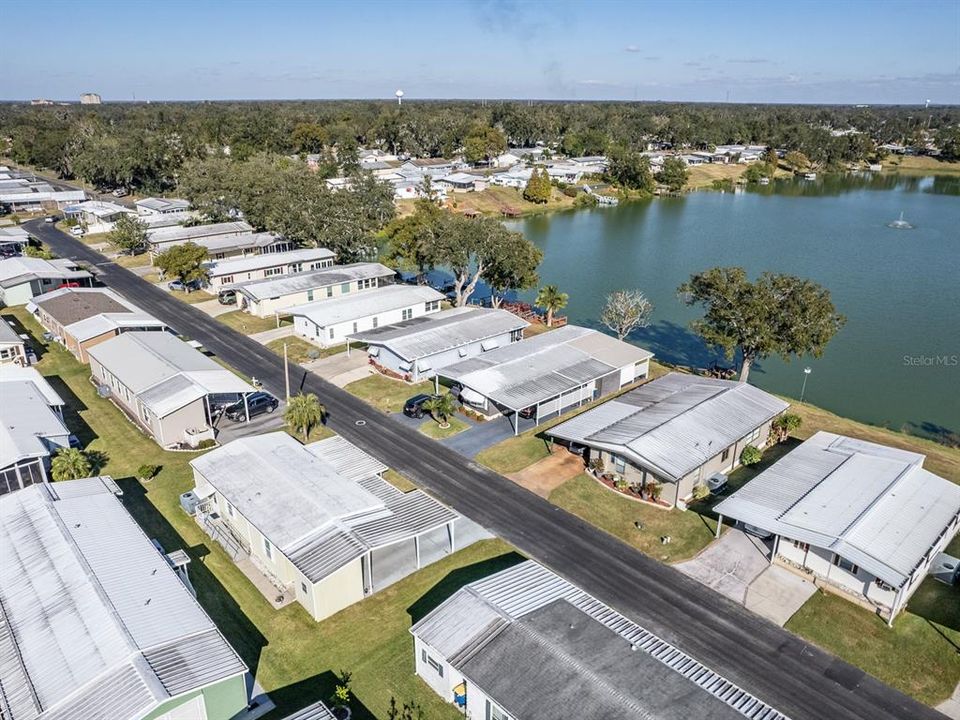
[395,89,404,106]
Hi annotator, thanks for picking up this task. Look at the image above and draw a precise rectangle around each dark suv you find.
[403,393,436,419]
[224,392,279,422]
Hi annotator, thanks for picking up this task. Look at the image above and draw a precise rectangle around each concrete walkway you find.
[189,297,236,318]
[507,448,585,497]
[938,683,960,719]
[249,325,294,345]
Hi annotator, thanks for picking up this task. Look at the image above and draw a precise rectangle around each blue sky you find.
[5,0,958,103]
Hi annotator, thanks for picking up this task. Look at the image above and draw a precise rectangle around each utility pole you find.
[283,342,290,401]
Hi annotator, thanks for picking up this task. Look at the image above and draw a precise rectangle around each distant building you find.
[64,199,134,233]
[0,257,94,305]
[206,247,336,290]
[30,98,55,106]
[135,197,190,215]
[80,92,102,104]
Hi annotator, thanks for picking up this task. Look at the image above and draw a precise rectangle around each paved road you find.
[27,218,936,720]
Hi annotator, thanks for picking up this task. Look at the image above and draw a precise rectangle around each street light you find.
[800,367,812,403]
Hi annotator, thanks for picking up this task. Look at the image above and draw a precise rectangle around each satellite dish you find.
[395,89,404,106]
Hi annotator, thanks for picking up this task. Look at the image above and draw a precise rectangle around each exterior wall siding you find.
[246,277,388,318]
[295,299,440,349]
[374,330,520,382]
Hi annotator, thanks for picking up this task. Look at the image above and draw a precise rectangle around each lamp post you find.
[800,366,812,403]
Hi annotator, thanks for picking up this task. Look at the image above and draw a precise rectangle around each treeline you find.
[3,101,958,191]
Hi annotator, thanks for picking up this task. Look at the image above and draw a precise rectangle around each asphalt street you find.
[25,217,937,720]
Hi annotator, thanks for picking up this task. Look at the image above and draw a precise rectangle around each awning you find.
[480,339,500,351]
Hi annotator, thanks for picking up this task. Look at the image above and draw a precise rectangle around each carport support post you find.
[447,521,455,553]
[512,410,519,436]
[243,393,250,424]
[414,536,421,569]
[434,375,439,394]
[770,534,780,564]
[715,513,723,538]
[888,585,905,627]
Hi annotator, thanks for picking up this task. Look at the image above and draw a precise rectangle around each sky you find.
[4,0,958,104]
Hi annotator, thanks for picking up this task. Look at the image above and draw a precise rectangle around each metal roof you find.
[438,325,652,410]
[194,433,460,583]
[412,561,786,720]
[0,258,91,289]
[288,285,444,328]
[0,366,64,407]
[135,198,190,213]
[279,700,336,720]
[714,432,960,587]
[146,221,253,245]
[350,307,529,362]
[546,373,788,481]
[0,381,70,468]
[0,481,246,720]
[236,263,394,301]
[0,317,23,345]
[206,247,335,278]
[87,332,252,417]
[66,313,166,343]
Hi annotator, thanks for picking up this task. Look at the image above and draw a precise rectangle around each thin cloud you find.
[727,57,775,64]
[624,45,641,53]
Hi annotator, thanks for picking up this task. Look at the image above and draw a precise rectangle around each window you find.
[289,262,303,273]
[874,578,895,592]
[329,327,335,340]
[227,503,235,518]
[486,700,510,720]
[792,539,809,552]
[264,267,282,277]
[307,289,314,301]
[372,316,378,328]
[301,581,308,594]
[832,555,859,574]
[352,322,358,333]
[340,282,351,294]
[721,447,731,462]
[421,649,443,677]
[745,426,761,443]
[263,538,273,560]
[358,278,375,290]
[425,300,440,312]
[326,286,333,298]
[402,308,413,321]
[221,274,234,284]
[612,454,626,472]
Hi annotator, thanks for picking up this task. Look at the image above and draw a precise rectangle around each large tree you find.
[678,267,846,383]
[107,214,148,255]
[656,156,690,193]
[381,196,445,281]
[606,146,654,192]
[463,125,507,165]
[522,168,552,204]
[154,242,209,287]
[284,393,325,442]
[601,289,654,340]
[535,285,568,327]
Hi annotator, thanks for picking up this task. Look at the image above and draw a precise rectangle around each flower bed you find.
[590,471,671,509]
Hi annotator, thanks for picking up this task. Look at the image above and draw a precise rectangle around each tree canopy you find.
[154,242,209,286]
[284,393,325,441]
[678,267,846,383]
[656,156,690,192]
[107,214,148,255]
[463,124,507,165]
[606,146,654,192]
[522,168,552,203]
[600,290,654,340]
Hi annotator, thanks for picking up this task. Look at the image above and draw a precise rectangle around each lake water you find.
[509,174,960,440]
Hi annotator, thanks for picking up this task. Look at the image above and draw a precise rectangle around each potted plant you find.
[588,458,605,476]
[614,477,629,491]
[647,482,663,503]
[330,670,353,720]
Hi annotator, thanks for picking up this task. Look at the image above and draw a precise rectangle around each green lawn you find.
[344,374,434,415]
[384,469,417,492]
[3,306,525,719]
[111,251,152,269]
[476,434,552,474]
[549,474,719,563]
[266,336,346,364]
[786,580,960,705]
[169,288,217,305]
[419,416,469,440]
[217,310,290,334]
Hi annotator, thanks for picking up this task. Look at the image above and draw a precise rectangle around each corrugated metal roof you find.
[0,381,70,468]
[66,313,165,343]
[0,481,246,720]
[279,699,336,720]
[351,307,529,361]
[305,435,387,481]
[286,526,369,584]
[237,263,393,301]
[146,221,252,245]
[412,561,787,720]
[206,247,335,278]
[0,366,64,407]
[546,373,788,481]
[715,432,960,587]
[288,285,444,328]
[0,258,91,288]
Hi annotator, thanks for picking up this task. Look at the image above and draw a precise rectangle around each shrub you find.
[573,193,598,208]
[740,444,763,466]
[196,439,216,450]
[645,481,663,502]
[614,477,629,491]
[588,457,605,474]
[771,413,802,443]
[562,186,578,198]
[136,464,160,481]
[692,483,711,501]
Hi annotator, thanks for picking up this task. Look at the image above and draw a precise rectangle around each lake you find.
[509,174,960,440]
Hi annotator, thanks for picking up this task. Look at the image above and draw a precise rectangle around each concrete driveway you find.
[507,448,585,497]
[676,529,815,626]
[302,350,372,387]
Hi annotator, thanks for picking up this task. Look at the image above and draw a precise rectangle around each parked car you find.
[57,281,81,290]
[403,393,437,419]
[44,215,57,223]
[70,226,85,236]
[740,523,774,540]
[168,278,203,292]
[112,187,129,197]
[217,288,237,305]
[224,392,279,422]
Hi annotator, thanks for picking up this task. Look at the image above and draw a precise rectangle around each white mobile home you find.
[66,200,134,233]
[190,433,482,622]
[234,262,396,318]
[0,257,94,306]
[0,316,26,365]
[438,325,653,433]
[715,432,960,624]
[206,247,336,289]
[145,221,265,260]
[135,196,191,215]
[349,307,529,383]
[290,284,444,348]
[0,376,70,496]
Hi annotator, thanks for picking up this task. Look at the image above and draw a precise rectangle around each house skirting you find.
[773,554,894,621]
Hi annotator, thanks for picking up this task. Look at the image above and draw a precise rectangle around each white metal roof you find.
[0,317,22,345]
[306,435,388,481]
[546,373,788,481]
[135,198,190,213]
[0,381,70,468]
[715,432,960,587]
[412,561,785,720]
[87,332,252,417]
[70,200,132,219]
[289,284,444,328]
[206,247,335,278]
[0,258,91,288]
[0,480,246,720]
[350,307,529,362]
[236,263,394,301]
[0,366,64,407]
[146,221,253,246]
[438,325,653,410]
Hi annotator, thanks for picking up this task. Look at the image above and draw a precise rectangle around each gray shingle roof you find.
[351,307,529,362]
[412,561,786,720]
[438,325,652,410]
[546,373,788,481]
[33,288,135,325]
[714,432,960,587]
[0,481,246,720]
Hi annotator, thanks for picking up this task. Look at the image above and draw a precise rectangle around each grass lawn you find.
[344,374,434,414]
[550,474,719,563]
[476,434,552,474]
[786,579,960,705]
[686,163,747,189]
[266,336,347,364]
[217,310,290,334]
[3,305,525,719]
[418,416,469,440]
[882,155,960,176]
[111,251,152,269]
[384,469,417,492]
[167,288,217,305]
[445,185,576,217]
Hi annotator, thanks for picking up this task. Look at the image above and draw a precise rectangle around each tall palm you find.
[536,285,568,327]
[284,393,325,442]
[423,393,458,428]
[51,448,92,481]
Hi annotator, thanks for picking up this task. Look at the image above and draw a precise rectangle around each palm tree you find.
[51,448,92,481]
[423,393,458,429]
[284,393,325,442]
[535,285,568,327]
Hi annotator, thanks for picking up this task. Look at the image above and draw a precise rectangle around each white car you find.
[741,523,774,540]
[70,226,85,237]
